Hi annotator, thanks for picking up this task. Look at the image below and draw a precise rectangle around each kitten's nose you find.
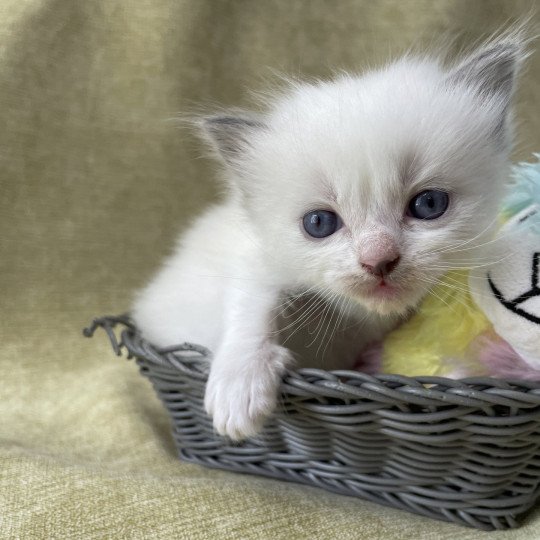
[361,256,400,277]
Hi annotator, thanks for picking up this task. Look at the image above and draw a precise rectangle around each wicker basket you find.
[84,315,540,531]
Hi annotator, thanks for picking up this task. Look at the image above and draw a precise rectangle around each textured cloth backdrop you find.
[1,1,539,538]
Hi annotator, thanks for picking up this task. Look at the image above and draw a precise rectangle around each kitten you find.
[133,33,527,440]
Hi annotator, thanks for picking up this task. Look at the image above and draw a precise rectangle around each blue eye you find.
[303,210,342,238]
[408,190,449,220]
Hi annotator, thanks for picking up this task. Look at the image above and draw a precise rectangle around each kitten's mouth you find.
[345,278,408,313]
[369,279,400,298]
[344,276,400,295]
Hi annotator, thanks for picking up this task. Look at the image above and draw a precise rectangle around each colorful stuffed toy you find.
[356,155,540,379]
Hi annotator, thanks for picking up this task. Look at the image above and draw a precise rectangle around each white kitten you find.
[133,34,526,440]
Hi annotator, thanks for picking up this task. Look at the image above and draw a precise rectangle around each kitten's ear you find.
[200,114,266,167]
[446,34,530,146]
[446,34,528,126]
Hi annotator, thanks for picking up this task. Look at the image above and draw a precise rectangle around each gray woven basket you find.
[84,315,540,531]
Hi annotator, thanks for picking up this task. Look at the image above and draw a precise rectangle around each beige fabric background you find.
[1,1,539,538]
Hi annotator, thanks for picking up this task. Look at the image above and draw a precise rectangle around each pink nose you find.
[361,256,400,277]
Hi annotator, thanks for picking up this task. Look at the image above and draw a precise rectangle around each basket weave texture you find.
[84,315,540,531]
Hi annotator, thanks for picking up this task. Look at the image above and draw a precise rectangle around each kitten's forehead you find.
[259,61,502,202]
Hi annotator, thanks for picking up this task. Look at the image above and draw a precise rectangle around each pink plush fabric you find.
[353,342,384,374]
[474,334,540,380]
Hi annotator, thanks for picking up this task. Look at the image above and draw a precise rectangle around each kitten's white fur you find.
[133,32,527,440]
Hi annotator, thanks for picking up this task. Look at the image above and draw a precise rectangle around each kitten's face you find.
[204,41,523,316]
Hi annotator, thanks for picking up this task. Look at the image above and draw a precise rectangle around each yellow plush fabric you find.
[382,271,491,377]
[1,1,540,538]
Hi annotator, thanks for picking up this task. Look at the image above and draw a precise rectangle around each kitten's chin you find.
[346,282,423,317]
[360,296,412,317]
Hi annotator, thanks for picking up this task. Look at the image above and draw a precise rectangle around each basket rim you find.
[84,314,540,406]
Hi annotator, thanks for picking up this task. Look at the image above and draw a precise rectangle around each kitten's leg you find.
[204,281,293,441]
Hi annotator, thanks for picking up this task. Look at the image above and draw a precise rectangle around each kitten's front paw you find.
[204,343,293,441]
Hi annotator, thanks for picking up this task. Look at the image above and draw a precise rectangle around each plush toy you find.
[356,155,540,380]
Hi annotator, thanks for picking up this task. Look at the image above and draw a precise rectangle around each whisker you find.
[280,287,337,343]
[422,272,502,303]
[417,277,469,317]
[433,224,529,256]
[321,294,350,360]
[429,213,501,255]
[423,251,514,270]
[270,283,321,323]
[314,292,343,358]
[275,287,332,337]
